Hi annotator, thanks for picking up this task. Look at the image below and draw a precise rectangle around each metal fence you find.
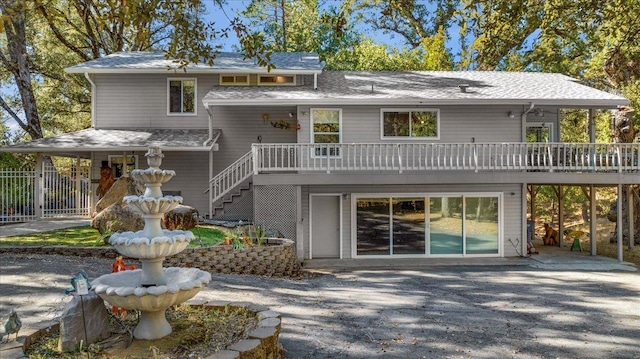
[0,161,92,223]
[42,161,92,218]
[0,167,37,223]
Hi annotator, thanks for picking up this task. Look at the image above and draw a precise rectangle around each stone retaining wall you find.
[0,238,301,277]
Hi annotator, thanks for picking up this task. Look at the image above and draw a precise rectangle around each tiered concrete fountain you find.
[92,147,211,340]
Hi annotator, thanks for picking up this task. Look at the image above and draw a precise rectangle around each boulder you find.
[58,292,111,352]
[94,176,143,214]
[163,205,198,230]
[91,203,144,236]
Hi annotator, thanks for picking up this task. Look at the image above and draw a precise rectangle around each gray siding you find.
[211,106,297,174]
[297,105,526,144]
[302,184,522,260]
[93,74,215,129]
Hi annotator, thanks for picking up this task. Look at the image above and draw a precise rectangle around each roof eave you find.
[203,98,630,108]
[65,68,324,75]
[0,145,214,153]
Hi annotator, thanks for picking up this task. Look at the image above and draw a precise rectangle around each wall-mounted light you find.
[288,112,294,118]
[342,194,350,200]
[508,111,515,119]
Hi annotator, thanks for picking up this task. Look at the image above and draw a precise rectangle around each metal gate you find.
[0,167,37,223]
[42,160,91,218]
[0,159,92,223]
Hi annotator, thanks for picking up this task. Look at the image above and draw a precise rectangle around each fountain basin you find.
[124,195,182,214]
[110,230,194,259]
[92,267,211,311]
[92,267,211,339]
[130,168,176,184]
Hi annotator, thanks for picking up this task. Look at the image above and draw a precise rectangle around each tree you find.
[1,0,226,142]
[1,1,43,140]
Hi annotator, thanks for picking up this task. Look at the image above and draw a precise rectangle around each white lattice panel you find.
[254,185,297,241]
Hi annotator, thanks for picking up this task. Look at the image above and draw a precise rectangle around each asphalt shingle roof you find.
[65,52,324,74]
[203,71,628,107]
[2,128,216,152]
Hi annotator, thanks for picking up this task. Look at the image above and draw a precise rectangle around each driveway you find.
[1,254,639,358]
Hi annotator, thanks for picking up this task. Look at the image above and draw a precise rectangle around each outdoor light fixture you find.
[534,108,545,117]
[508,111,515,118]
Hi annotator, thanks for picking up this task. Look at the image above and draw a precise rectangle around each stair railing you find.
[207,151,253,210]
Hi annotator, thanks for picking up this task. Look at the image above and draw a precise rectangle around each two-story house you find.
[3,51,637,263]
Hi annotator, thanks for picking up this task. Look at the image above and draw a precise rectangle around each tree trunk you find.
[0,0,43,139]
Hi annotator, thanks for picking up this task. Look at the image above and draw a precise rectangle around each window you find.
[258,75,295,85]
[220,75,249,85]
[526,122,553,142]
[381,108,439,139]
[108,155,138,178]
[168,78,196,115]
[311,108,341,157]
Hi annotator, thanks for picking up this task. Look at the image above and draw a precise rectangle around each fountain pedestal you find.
[92,147,211,340]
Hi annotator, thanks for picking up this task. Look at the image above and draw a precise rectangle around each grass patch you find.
[0,226,106,247]
[0,225,227,248]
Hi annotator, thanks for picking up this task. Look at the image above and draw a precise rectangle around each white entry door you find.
[310,195,341,258]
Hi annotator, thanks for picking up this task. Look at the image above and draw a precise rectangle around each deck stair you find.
[206,151,254,220]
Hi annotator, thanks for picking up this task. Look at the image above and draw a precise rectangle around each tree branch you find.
[0,95,28,131]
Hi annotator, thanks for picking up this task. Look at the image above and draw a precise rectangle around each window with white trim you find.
[168,78,196,115]
[311,108,341,157]
[381,108,439,139]
[258,75,295,85]
[220,74,249,85]
[108,155,138,178]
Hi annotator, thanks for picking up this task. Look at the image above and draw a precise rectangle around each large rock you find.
[163,205,198,230]
[58,292,111,352]
[92,203,144,236]
[94,176,143,214]
[92,176,144,236]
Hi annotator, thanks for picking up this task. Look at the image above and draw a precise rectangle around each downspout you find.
[205,106,214,218]
[84,73,96,128]
[313,73,317,90]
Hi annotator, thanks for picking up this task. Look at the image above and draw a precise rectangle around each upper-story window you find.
[381,108,439,139]
[258,75,295,85]
[168,78,196,115]
[220,75,249,85]
[311,108,342,157]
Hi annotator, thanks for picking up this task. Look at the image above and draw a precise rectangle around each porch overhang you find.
[0,128,220,154]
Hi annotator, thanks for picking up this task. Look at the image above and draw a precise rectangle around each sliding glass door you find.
[428,197,463,255]
[355,194,500,257]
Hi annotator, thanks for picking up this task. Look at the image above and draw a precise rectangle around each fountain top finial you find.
[146,147,164,168]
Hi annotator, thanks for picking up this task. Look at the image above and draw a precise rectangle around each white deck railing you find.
[252,142,640,174]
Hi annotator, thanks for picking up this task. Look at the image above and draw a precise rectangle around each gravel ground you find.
[1,253,639,359]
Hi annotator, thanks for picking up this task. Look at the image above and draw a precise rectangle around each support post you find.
[208,150,213,218]
[590,185,597,256]
[523,183,528,256]
[628,187,634,250]
[35,154,43,219]
[617,184,623,262]
[558,185,564,247]
[75,156,81,215]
